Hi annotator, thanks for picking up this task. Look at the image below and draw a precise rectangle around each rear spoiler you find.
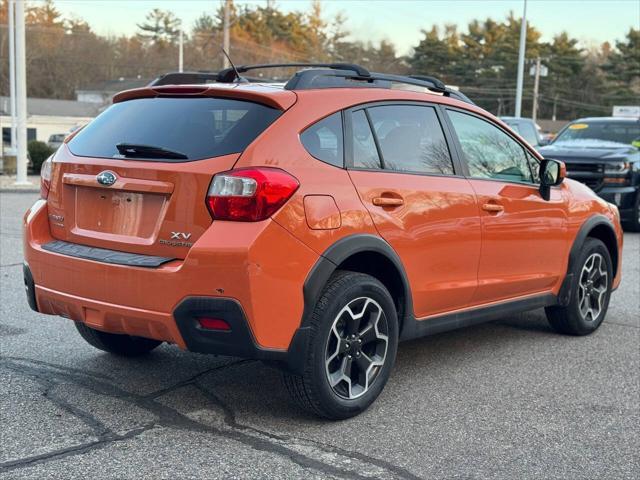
[112,84,297,111]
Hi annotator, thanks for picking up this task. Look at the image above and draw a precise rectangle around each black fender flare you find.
[285,234,413,374]
[301,234,413,327]
[558,214,618,306]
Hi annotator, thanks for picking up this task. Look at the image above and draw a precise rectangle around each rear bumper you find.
[24,268,310,372]
[23,199,319,358]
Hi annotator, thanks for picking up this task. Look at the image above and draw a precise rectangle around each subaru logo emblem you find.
[96,171,117,186]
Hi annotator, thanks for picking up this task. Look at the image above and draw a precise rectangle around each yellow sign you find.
[569,123,589,130]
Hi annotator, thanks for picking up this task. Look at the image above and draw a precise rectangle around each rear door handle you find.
[481,203,504,213]
[372,197,404,207]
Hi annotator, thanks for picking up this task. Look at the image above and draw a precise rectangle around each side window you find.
[351,110,382,169]
[527,151,541,183]
[448,110,533,183]
[367,105,454,175]
[300,112,344,167]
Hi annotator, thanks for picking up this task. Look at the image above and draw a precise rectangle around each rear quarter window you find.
[300,112,344,167]
[68,97,281,161]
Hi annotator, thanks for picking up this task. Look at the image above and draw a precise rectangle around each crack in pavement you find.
[193,381,422,480]
[143,359,254,400]
[0,426,154,472]
[0,262,22,268]
[2,356,113,380]
[605,321,640,329]
[0,357,419,479]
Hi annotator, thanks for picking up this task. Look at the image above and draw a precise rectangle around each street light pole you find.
[532,57,541,123]
[14,0,31,185]
[222,0,230,68]
[178,28,184,72]
[514,0,527,117]
[8,0,17,154]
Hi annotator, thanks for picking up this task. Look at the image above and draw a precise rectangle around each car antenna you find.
[221,49,246,83]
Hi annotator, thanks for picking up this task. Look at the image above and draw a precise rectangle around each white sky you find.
[50,0,640,54]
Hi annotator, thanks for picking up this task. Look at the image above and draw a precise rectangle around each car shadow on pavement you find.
[87,309,557,422]
[76,308,558,424]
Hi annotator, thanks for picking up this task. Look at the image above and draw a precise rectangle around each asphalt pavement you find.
[1,192,638,479]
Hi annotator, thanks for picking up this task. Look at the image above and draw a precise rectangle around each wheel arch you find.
[301,234,413,334]
[575,215,619,278]
[559,214,619,306]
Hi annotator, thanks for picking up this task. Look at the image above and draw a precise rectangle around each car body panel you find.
[348,170,482,317]
[467,179,569,303]
[45,145,240,260]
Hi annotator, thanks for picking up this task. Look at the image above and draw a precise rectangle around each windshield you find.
[554,121,640,146]
[68,97,281,161]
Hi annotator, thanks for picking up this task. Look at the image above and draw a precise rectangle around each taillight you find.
[40,156,53,199]
[206,167,299,221]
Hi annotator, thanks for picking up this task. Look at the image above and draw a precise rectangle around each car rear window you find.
[505,121,538,146]
[68,97,281,161]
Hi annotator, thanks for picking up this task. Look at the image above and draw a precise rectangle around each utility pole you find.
[15,0,30,185]
[8,0,17,154]
[222,0,231,68]
[532,57,541,123]
[178,28,184,72]
[514,0,527,117]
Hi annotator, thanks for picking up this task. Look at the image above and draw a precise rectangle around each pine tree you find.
[136,9,181,47]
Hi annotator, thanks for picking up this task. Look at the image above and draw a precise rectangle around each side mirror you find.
[538,137,550,147]
[539,158,565,200]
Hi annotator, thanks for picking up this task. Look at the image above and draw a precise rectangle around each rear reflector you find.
[198,317,231,331]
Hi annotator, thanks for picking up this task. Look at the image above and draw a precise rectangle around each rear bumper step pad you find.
[42,240,175,268]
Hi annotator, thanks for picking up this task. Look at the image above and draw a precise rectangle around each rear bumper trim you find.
[23,263,38,312]
[174,297,287,359]
[42,240,175,268]
[173,297,309,373]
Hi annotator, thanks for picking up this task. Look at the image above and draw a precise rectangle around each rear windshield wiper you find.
[116,143,188,160]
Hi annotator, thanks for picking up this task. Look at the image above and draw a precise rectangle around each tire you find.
[75,322,162,356]
[283,270,399,420]
[545,238,613,335]
[624,192,640,232]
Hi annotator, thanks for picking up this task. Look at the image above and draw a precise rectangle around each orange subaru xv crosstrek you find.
[23,64,623,419]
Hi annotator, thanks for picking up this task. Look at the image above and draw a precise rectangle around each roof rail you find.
[284,69,474,105]
[215,63,370,83]
[408,75,446,91]
[148,65,474,105]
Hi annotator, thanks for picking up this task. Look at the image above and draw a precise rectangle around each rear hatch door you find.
[45,92,289,260]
